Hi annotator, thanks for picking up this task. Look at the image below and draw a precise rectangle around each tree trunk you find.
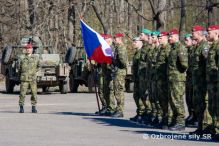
[179,0,186,36]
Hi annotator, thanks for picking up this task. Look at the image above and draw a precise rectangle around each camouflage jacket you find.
[191,40,209,79]
[156,44,171,81]
[132,48,141,81]
[19,54,40,82]
[168,42,188,81]
[206,40,219,82]
[138,43,150,75]
[186,46,194,75]
[148,44,160,80]
[113,44,128,74]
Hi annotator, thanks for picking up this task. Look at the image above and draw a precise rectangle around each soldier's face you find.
[168,34,178,44]
[26,48,33,55]
[105,38,113,46]
[192,31,201,40]
[132,40,142,49]
[158,36,168,45]
[140,33,148,42]
[114,37,122,45]
[207,30,218,41]
[185,38,193,47]
[152,36,158,43]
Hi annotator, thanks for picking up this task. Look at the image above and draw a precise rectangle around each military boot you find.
[19,106,24,113]
[111,111,123,118]
[32,106,37,113]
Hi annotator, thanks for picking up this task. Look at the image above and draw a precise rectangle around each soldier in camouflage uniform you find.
[156,31,171,129]
[108,33,128,118]
[206,25,219,139]
[184,34,198,126]
[167,29,188,131]
[95,34,113,115]
[129,37,145,122]
[147,31,162,126]
[19,43,40,113]
[190,25,211,134]
[138,29,153,124]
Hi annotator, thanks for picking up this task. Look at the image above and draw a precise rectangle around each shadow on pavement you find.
[54,112,97,117]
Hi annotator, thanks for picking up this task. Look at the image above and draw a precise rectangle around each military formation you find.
[95,25,219,141]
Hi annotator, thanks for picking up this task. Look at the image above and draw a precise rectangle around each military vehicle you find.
[1,35,70,94]
[65,47,95,93]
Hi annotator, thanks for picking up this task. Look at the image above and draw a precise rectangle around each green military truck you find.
[65,47,95,93]
[1,36,70,94]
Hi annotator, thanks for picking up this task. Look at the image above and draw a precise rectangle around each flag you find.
[80,20,112,64]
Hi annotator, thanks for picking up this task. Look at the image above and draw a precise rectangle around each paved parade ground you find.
[0,84,218,146]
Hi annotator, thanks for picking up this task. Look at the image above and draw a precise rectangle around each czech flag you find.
[80,20,112,64]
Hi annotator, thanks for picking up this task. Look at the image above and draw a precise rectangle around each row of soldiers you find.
[95,25,219,140]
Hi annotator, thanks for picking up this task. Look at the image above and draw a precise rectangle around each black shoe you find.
[185,115,198,126]
[169,124,185,131]
[95,107,107,115]
[130,115,142,124]
[19,106,24,113]
[189,128,203,135]
[151,116,160,127]
[111,111,124,118]
[32,106,37,113]
[104,110,115,116]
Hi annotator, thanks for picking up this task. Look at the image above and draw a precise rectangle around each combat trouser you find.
[168,80,185,125]
[109,69,126,113]
[19,81,37,106]
[208,82,219,135]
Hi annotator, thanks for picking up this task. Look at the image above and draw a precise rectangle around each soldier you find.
[108,33,128,117]
[206,25,219,140]
[184,34,198,126]
[95,34,112,115]
[168,29,188,131]
[138,29,153,124]
[156,31,171,129]
[190,25,210,134]
[148,31,162,126]
[129,37,145,122]
[19,43,40,113]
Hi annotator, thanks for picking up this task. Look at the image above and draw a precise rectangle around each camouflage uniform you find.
[138,43,151,115]
[97,64,107,108]
[206,40,219,135]
[148,45,162,123]
[167,42,187,126]
[186,45,195,118]
[132,48,145,116]
[109,44,128,114]
[191,40,210,131]
[156,44,171,126]
[19,54,40,106]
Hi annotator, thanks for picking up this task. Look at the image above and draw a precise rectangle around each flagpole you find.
[90,60,101,113]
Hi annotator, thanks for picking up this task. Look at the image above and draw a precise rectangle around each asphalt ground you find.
[0,84,218,146]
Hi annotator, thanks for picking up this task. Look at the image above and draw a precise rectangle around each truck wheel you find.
[88,73,95,93]
[42,87,49,92]
[2,45,12,65]
[65,47,77,64]
[5,74,15,93]
[59,77,69,94]
[69,75,78,93]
